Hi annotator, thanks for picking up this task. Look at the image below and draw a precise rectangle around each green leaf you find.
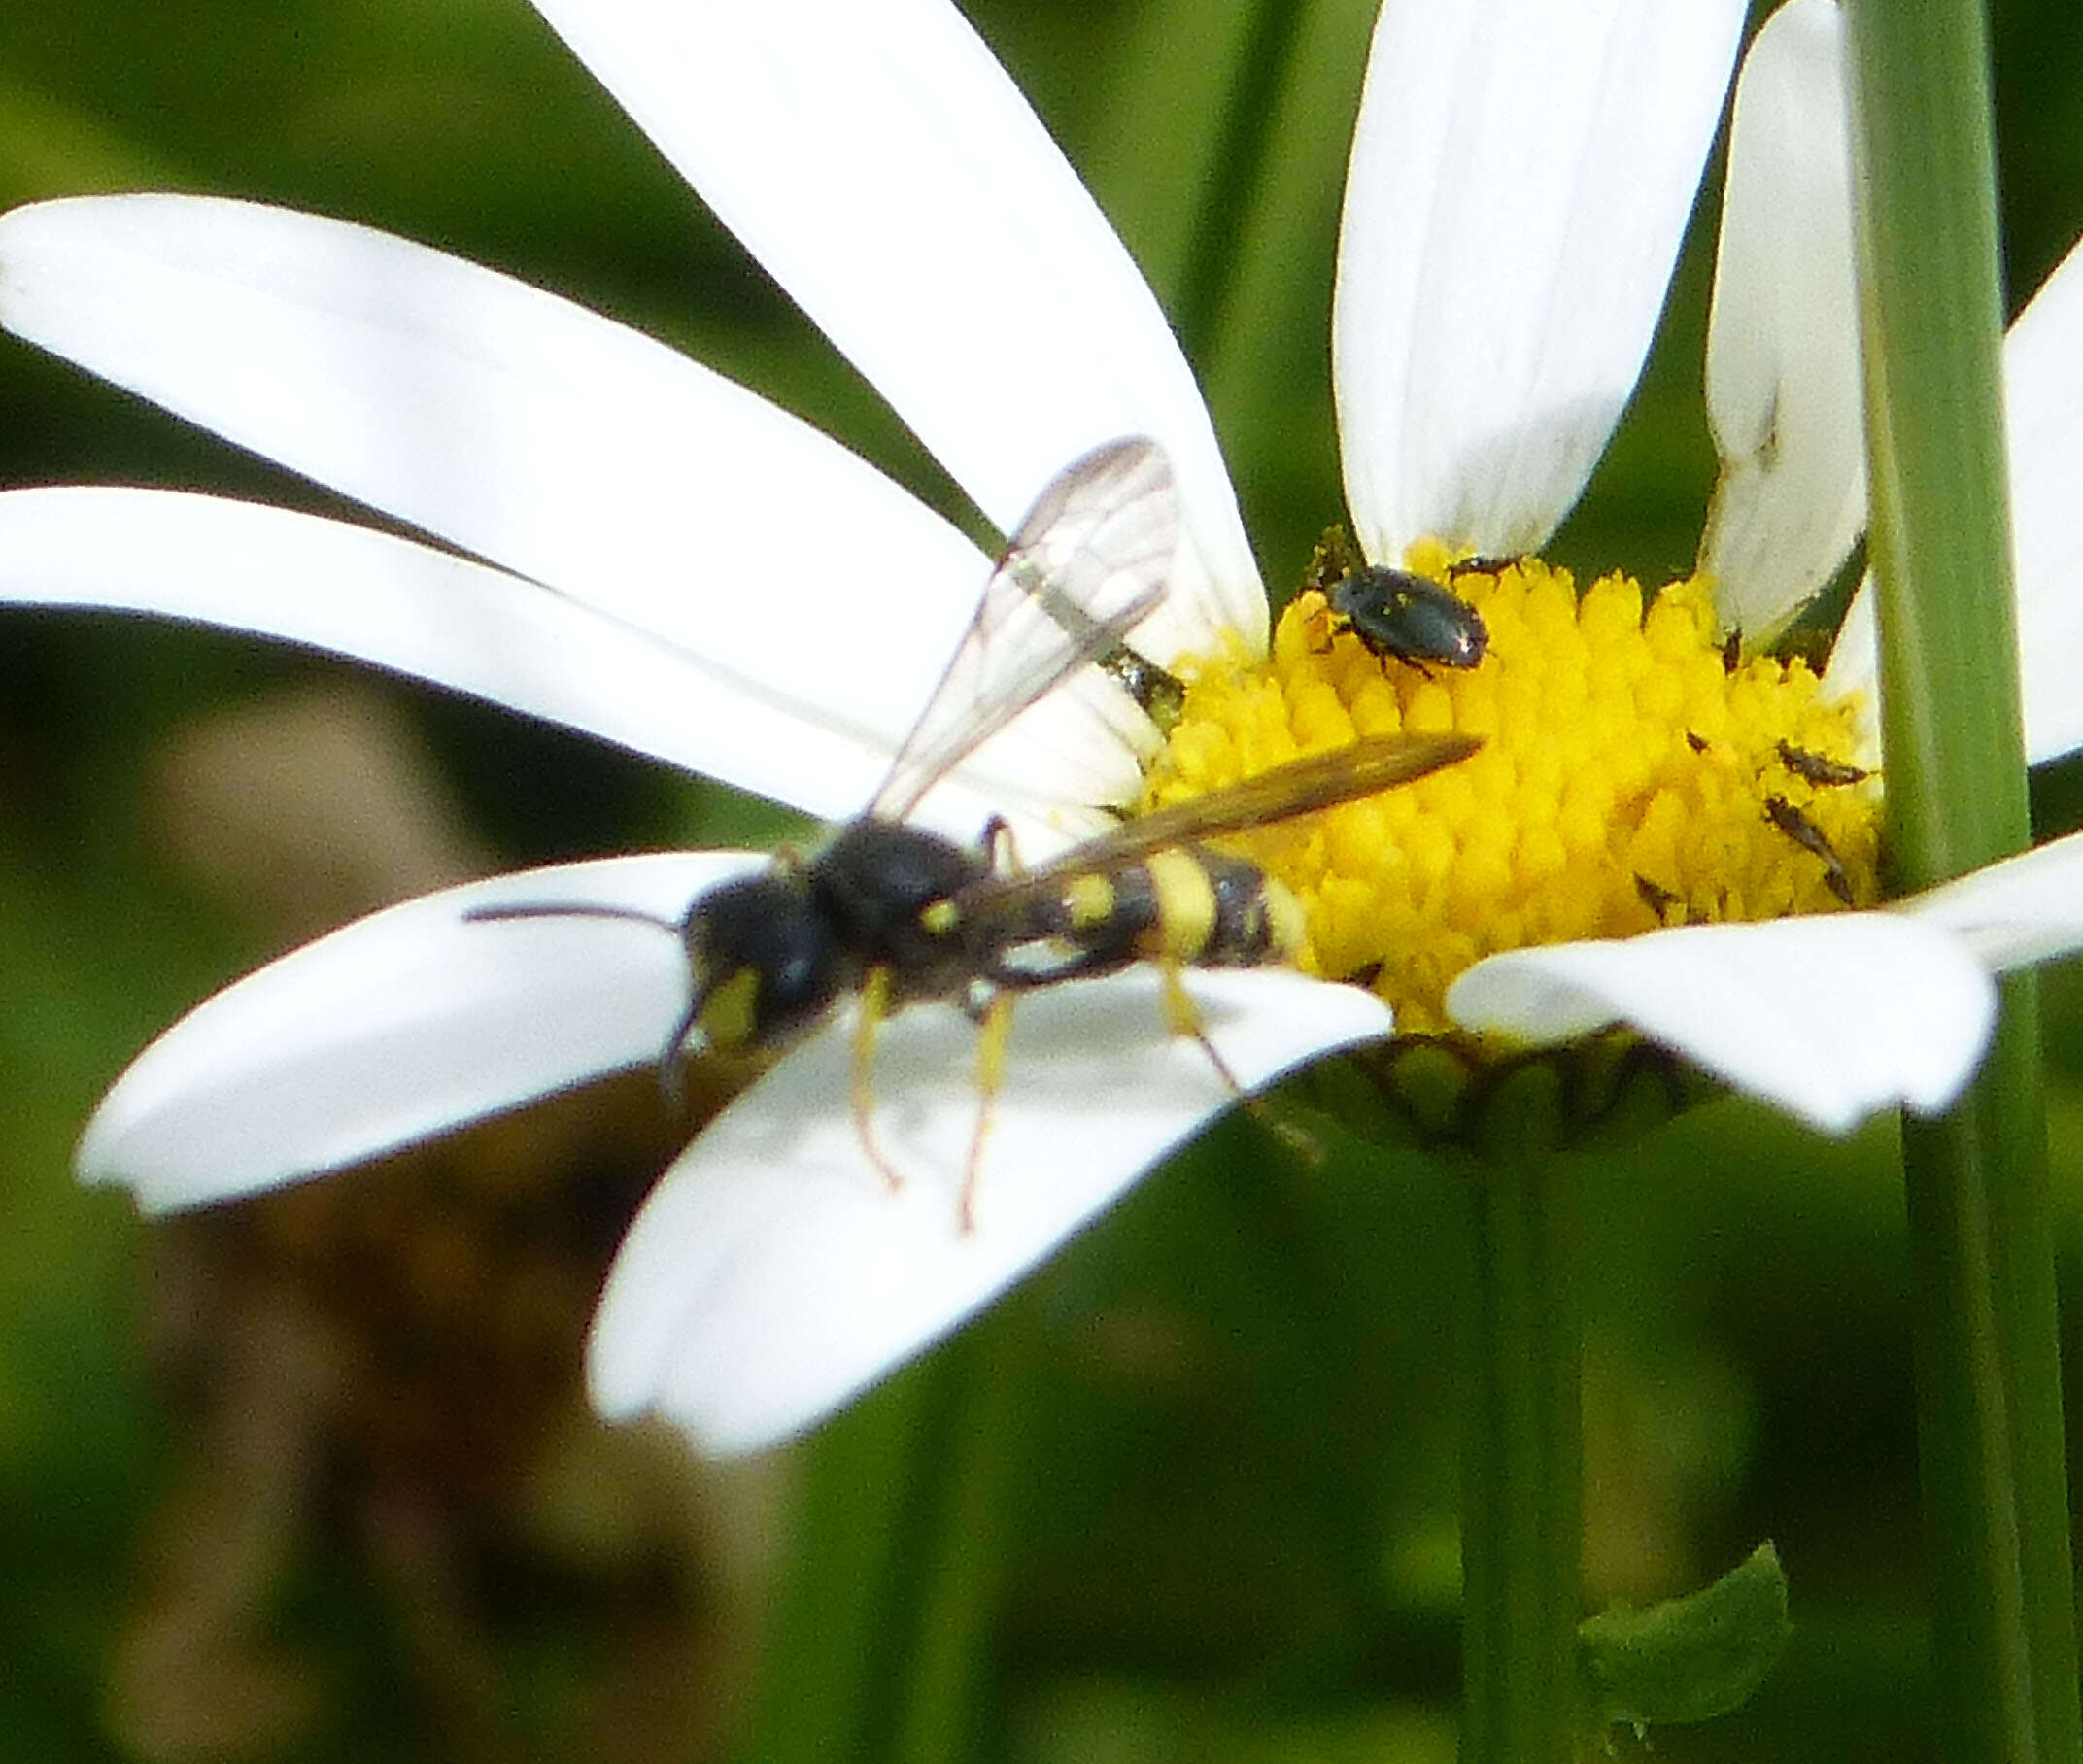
[1578,1542,1792,1730]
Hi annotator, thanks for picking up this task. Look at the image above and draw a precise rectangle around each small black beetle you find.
[1328,564,1489,672]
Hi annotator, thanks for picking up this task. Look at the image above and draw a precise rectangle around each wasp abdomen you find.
[1198,852,1306,966]
[987,847,1303,987]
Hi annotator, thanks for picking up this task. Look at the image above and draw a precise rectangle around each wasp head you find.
[679,869,847,1055]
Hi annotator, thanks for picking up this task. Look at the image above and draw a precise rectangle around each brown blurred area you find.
[110,679,783,1763]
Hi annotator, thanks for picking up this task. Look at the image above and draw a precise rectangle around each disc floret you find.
[1143,546,1882,1036]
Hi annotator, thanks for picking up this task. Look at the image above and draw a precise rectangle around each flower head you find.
[1149,554,1880,1032]
[1291,0,2074,1133]
[1122,0,2083,1137]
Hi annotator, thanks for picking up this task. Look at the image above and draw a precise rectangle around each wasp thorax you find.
[1144,548,1883,1036]
[809,819,993,1004]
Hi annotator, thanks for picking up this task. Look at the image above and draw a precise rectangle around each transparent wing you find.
[868,436,1178,823]
[959,731,1482,911]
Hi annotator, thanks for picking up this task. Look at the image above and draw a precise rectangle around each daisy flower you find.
[2,0,2081,1456]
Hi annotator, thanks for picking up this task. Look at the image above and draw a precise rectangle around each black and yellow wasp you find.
[475,438,1477,1228]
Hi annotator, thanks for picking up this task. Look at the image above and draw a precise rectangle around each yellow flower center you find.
[1144,544,1882,1037]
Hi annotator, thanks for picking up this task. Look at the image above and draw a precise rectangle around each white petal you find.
[79,853,755,1212]
[0,201,1159,831]
[587,967,1390,1456]
[1818,576,1882,752]
[0,487,890,822]
[0,487,1140,856]
[0,195,1015,780]
[1998,233,2083,765]
[1335,0,1747,562]
[1446,915,1997,1131]
[1900,830,2083,972]
[523,0,1264,657]
[1698,0,1865,640]
[1827,234,2083,764]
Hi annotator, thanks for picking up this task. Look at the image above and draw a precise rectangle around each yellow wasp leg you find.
[1159,963,1246,1097]
[852,966,903,1193]
[1159,965,1323,1163]
[960,992,1017,1236]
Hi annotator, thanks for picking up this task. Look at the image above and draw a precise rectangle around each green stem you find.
[1173,0,1309,367]
[1458,1069,1582,1764]
[743,1316,1016,1764]
[1902,991,2076,1764]
[1210,1134,1411,1641]
[888,1322,1019,1764]
[1842,0,2080,1757]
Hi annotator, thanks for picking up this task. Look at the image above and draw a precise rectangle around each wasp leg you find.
[981,814,1025,877]
[1159,963,1245,1097]
[1160,966,1322,1164]
[960,991,1017,1236]
[852,966,904,1193]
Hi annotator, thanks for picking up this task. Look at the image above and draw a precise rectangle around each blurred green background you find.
[3,1,2083,1759]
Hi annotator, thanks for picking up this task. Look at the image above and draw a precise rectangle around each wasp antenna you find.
[463,900,683,933]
